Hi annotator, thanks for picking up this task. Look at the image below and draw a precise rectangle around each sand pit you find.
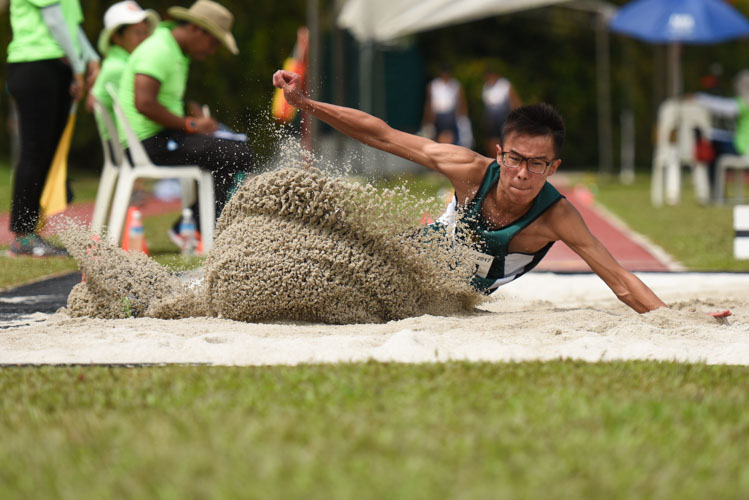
[1,272,747,366]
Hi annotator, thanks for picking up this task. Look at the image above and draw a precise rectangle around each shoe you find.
[8,234,69,257]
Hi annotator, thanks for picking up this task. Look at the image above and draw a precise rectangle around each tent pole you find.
[668,42,681,97]
[306,0,320,151]
[595,10,613,175]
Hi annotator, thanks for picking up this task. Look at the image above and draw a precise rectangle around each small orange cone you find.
[195,230,203,255]
[121,206,149,254]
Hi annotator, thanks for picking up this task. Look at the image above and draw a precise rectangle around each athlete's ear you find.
[547,158,561,177]
[495,143,502,156]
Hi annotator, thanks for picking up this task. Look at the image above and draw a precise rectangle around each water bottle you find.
[179,208,198,256]
[128,209,145,253]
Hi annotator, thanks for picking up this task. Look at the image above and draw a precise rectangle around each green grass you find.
[0,361,747,499]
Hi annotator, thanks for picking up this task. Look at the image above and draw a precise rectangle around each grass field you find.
[1,361,748,499]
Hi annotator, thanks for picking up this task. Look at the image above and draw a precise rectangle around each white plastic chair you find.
[676,101,711,204]
[651,99,712,205]
[90,98,124,234]
[651,99,680,206]
[715,154,749,203]
[106,84,215,252]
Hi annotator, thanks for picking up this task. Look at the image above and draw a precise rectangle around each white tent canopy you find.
[337,0,570,43]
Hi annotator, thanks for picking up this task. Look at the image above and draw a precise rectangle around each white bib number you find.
[468,249,494,278]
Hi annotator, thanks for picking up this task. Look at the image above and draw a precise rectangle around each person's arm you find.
[134,74,217,134]
[693,92,739,117]
[273,69,482,180]
[509,85,522,109]
[77,26,100,90]
[41,4,82,72]
[548,199,666,313]
[41,4,84,99]
[422,81,434,127]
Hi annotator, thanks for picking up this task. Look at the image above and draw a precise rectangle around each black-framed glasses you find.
[499,152,555,174]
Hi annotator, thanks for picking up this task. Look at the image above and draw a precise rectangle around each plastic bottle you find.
[179,207,198,255]
[128,209,145,253]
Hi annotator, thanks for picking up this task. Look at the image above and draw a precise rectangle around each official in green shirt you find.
[6,0,99,257]
[90,1,159,142]
[117,0,255,249]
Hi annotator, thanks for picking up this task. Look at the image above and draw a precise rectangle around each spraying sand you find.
[63,166,483,324]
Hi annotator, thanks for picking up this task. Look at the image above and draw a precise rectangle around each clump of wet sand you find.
[62,224,191,319]
[64,166,484,324]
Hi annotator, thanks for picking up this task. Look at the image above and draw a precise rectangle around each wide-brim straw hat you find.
[98,1,160,55]
[167,0,239,55]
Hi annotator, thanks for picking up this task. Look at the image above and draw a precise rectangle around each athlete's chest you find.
[477,196,557,254]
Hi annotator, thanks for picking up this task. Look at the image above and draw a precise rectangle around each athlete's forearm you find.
[614,273,666,313]
[297,97,393,150]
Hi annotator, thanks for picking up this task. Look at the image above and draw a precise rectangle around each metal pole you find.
[595,11,613,175]
[306,0,320,151]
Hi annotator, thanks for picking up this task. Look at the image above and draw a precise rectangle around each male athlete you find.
[272,70,666,313]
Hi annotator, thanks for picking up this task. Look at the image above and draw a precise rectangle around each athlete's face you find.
[497,133,561,206]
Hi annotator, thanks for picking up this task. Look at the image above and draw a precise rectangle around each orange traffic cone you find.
[195,230,203,255]
[121,206,149,254]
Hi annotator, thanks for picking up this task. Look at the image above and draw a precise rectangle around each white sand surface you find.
[1,272,747,366]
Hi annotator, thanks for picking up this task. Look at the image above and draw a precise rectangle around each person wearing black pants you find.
[139,130,253,232]
[6,0,99,257]
[7,59,73,238]
[118,1,252,251]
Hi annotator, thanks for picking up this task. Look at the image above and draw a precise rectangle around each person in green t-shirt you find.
[6,0,100,257]
[89,1,159,142]
[694,70,749,195]
[117,0,254,248]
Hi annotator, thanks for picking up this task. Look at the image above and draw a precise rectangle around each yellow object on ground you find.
[40,104,77,219]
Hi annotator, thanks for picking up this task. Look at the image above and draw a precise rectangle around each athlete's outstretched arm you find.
[272,70,481,178]
[549,200,666,313]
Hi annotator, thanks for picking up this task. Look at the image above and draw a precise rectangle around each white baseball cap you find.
[97,1,160,55]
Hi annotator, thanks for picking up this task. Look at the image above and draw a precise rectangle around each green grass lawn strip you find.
[0,361,748,499]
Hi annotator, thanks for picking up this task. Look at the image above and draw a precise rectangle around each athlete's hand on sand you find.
[273,70,304,107]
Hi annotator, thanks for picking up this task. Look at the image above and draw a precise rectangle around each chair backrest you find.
[92,98,124,168]
[105,82,156,170]
[655,98,680,148]
[677,101,712,163]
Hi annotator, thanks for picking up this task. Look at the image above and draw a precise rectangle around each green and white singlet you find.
[435,160,564,293]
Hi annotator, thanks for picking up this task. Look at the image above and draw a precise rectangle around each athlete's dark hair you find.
[501,103,565,158]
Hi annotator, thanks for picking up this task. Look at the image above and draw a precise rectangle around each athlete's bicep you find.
[376,127,480,176]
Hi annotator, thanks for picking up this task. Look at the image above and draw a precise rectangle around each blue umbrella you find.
[611,0,749,43]
[610,0,749,94]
